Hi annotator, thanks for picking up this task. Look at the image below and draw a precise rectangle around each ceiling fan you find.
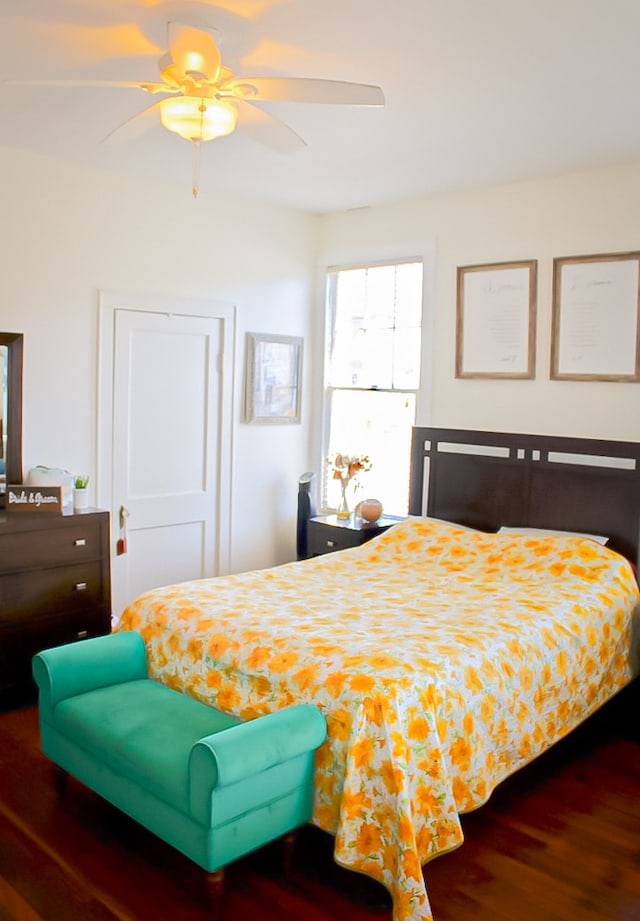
[7,22,385,196]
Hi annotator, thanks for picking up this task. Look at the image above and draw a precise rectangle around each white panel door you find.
[99,294,234,621]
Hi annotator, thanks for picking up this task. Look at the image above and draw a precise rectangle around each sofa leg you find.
[283,830,297,879]
[205,867,225,920]
[53,764,68,797]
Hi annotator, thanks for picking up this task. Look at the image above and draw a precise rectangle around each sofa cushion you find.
[50,678,239,814]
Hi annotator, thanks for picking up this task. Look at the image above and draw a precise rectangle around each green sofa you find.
[32,631,327,917]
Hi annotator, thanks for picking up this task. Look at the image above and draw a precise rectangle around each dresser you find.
[0,509,112,701]
[307,513,405,557]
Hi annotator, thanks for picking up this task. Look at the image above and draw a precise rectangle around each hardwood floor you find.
[0,683,638,921]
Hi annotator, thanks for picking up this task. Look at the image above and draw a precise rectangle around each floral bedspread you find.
[117,517,640,921]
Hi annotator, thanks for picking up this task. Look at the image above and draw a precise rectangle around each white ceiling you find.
[1,0,639,214]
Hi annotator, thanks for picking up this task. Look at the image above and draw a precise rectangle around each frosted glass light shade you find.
[160,96,237,142]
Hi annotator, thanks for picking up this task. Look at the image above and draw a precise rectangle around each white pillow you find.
[497,526,609,545]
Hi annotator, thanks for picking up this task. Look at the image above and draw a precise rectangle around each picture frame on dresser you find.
[0,332,24,506]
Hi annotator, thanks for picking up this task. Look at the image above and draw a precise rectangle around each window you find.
[323,259,423,515]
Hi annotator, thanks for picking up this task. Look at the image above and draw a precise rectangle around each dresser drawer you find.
[0,509,112,703]
[0,520,104,574]
[0,612,110,696]
[0,561,104,624]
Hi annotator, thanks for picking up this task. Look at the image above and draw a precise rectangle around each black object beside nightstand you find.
[306,514,405,557]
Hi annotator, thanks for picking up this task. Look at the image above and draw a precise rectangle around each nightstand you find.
[306,514,405,557]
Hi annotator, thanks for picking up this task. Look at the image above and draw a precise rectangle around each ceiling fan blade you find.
[102,99,164,145]
[3,78,175,95]
[237,100,306,154]
[223,77,385,106]
[167,22,221,82]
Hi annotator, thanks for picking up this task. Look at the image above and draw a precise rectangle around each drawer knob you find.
[74,538,87,547]
[74,582,87,592]
[76,629,88,639]
[327,540,336,548]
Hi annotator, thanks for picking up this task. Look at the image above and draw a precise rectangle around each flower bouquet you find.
[329,453,372,519]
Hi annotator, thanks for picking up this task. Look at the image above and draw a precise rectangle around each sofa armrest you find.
[189,704,326,808]
[32,631,148,719]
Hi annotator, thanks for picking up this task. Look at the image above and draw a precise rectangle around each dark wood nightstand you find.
[306,514,405,557]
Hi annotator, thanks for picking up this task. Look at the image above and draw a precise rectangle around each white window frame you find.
[319,252,432,513]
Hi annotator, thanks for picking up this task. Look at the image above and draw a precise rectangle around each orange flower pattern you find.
[117,518,639,921]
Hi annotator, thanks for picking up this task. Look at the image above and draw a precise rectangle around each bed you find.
[117,427,640,921]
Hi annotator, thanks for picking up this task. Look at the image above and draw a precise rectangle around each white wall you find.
[318,161,640,442]
[3,149,639,586]
[0,146,317,574]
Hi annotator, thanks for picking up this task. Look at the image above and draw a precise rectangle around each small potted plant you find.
[73,474,90,511]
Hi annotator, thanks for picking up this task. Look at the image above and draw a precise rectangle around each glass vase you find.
[336,480,351,520]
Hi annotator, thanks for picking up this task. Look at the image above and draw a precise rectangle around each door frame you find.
[97,289,236,579]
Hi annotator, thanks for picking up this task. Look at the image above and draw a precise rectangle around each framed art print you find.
[456,260,537,379]
[244,332,303,424]
[551,251,640,381]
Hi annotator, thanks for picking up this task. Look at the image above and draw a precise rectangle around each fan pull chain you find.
[191,139,201,198]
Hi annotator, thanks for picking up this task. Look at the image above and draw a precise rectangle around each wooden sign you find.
[6,485,63,514]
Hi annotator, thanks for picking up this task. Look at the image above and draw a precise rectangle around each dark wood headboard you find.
[409,427,640,569]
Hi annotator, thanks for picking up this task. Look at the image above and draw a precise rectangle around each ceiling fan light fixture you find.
[159,96,237,142]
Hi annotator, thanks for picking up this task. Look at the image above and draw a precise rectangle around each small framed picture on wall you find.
[244,332,303,424]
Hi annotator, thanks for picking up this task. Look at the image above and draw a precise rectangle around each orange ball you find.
[359,498,383,522]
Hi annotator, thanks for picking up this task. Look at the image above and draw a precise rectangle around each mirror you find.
[0,332,24,503]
